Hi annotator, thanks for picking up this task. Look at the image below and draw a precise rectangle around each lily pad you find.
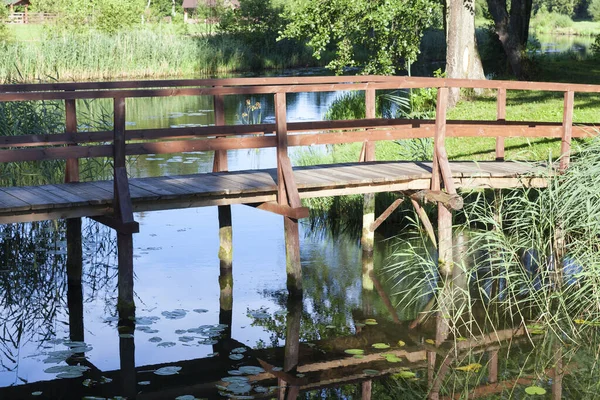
[425,339,435,345]
[31,392,43,396]
[161,309,187,320]
[238,366,265,375]
[175,396,196,400]
[364,319,378,326]
[193,309,209,314]
[178,336,195,343]
[455,363,482,372]
[138,381,151,386]
[525,385,547,395]
[157,342,176,348]
[353,354,364,359]
[397,340,406,347]
[229,353,244,361]
[372,343,390,349]
[148,337,162,343]
[154,366,182,376]
[231,347,247,354]
[383,354,402,363]
[344,349,364,355]
[396,371,416,379]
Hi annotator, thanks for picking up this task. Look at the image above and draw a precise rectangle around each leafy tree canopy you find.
[280,0,438,75]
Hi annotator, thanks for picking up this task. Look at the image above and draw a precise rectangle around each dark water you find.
[0,82,598,399]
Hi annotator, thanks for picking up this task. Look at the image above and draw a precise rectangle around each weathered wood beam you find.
[410,190,463,211]
[410,198,437,248]
[248,202,309,219]
[369,197,404,232]
[91,215,140,234]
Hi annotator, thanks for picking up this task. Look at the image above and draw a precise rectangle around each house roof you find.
[4,0,31,6]
[182,0,239,8]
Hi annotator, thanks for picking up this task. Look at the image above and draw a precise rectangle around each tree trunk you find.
[445,0,486,107]
[486,0,532,79]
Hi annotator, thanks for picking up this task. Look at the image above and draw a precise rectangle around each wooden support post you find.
[64,98,79,183]
[66,217,84,342]
[118,313,136,399]
[369,197,404,232]
[219,260,233,337]
[410,190,463,211]
[361,247,374,291]
[361,88,376,254]
[284,217,302,294]
[361,380,372,400]
[496,88,506,161]
[488,350,499,384]
[117,232,135,316]
[560,90,574,171]
[552,346,563,399]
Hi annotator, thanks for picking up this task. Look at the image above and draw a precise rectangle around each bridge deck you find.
[0,161,547,224]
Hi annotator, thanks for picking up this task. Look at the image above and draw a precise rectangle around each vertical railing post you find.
[275,92,289,206]
[212,93,233,272]
[434,87,453,278]
[64,97,79,183]
[496,88,506,161]
[113,97,127,218]
[113,96,135,315]
[275,91,302,294]
[560,90,574,171]
[361,88,377,288]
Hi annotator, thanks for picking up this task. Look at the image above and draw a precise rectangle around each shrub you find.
[589,0,600,20]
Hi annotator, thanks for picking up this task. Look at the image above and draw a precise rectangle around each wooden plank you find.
[560,90,575,171]
[52,182,112,205]
[364,87,376,162]
[275,92,289,206]
[0,186,67,210]
[249,202,309,219]
[128,178,182,197]
[0,189,33,211]
[89,180,160,201]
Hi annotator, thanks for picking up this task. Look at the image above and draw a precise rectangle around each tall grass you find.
[0,28,319,82]
[385,135,600,341]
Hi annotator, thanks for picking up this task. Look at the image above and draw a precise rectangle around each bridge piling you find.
[66,217,84,342]
[117,233,135,316]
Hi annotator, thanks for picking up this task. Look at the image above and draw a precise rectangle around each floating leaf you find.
[193,309,209,314]
[231,347,247,354]
[149,337,162,343]
[82,378,94,387]
[138,381,151,386]
[397,340,406,347]
[525,386,547,395]
[455,363,482,372]
[425,339,435,345]
[364,319,378,326]
[238,366,265,375]
[229,354,244,361]
[31,392,42,396]
[222,376,249,383]
[161,309,187,320]
[175,396,196,400]
[372,343,390,349]
[456,337,468,342]
[383,354,402,363]
[178,336,195,343]
[395,371,416,379]
[119,333,134,339]
[344,349,364,355]
[175,330,187,335]
[157,342,176,348]
[154,366,182,376]
[353,355,364,359]
[228,370,243,376]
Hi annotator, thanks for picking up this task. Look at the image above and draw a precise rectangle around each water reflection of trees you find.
[0,220,117,377]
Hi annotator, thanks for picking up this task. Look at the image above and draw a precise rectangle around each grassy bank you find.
[0,26,320,82]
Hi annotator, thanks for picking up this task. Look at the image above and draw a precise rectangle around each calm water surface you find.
[0,80,597,399]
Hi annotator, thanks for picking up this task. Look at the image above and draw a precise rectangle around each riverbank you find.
[0,26,320,82]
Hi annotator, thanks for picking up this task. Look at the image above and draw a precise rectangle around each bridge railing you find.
[0,76,593,228]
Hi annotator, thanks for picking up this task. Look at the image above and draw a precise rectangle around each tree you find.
[280,0,438,75]
[446,0,486,106]
[486,0,533,79]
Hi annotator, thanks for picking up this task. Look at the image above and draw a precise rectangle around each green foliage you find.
[218,0,284,47]
[95,0,144,34]
[0,5,10,43]
[280,0,439,75]
[531,8,574,33]
[589,0,600,20]
[534,0,578,15]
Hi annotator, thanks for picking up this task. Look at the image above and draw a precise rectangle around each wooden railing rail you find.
[0,76,590,229]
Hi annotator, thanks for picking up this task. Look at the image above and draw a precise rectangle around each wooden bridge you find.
[0,75,592,298]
